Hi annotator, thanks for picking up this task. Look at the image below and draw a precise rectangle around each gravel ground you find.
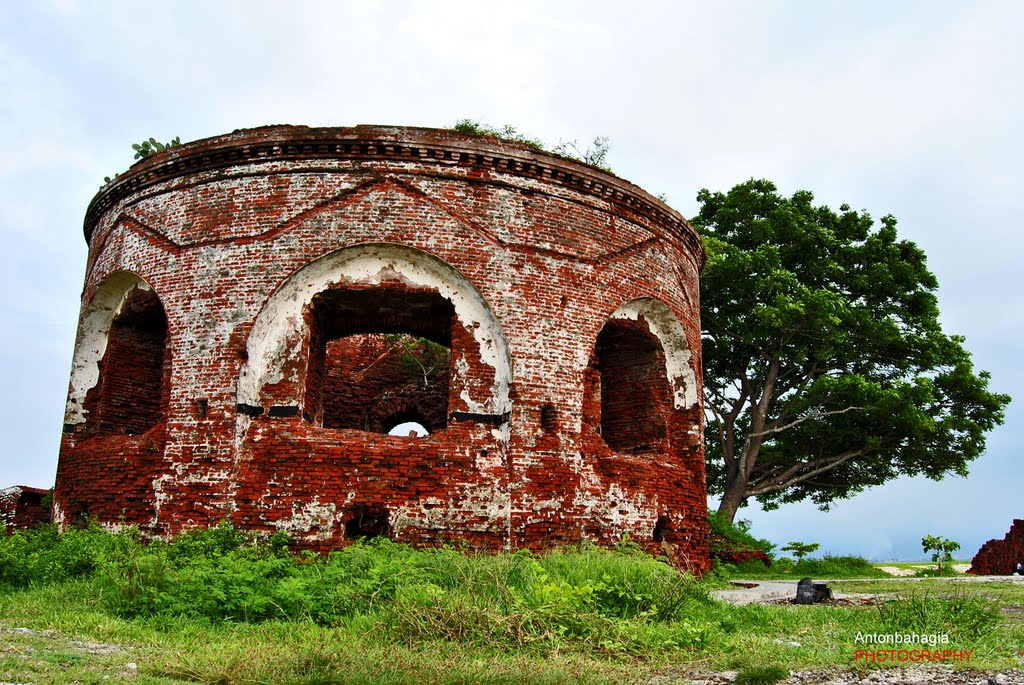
[650,666,1024,684]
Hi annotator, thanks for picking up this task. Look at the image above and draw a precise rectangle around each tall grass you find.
[1,523,713,655]
[2,522,1018,682]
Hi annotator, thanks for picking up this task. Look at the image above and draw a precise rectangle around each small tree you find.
[921,535,960,575]
[781,541,820,561]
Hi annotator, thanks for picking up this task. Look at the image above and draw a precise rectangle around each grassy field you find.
[1,525,1022,684]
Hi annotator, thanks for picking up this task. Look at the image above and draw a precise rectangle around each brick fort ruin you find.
[55,125,709,571]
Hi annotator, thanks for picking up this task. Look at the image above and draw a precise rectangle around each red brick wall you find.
[56,125,710,573]
[1,487,51,532]
[970,520,1024,575]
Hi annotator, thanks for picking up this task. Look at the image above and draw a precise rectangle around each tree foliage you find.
[694,179,1010,521]
[780,541,820,561]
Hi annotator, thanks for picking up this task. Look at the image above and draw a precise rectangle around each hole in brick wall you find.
[82,286,169,435]
[71,510,90,529]
[344,504,390,540]
[653,515,670,542]
[591,318,670,454]
[540,403,557,433]
[304,287,453,434]
[194,399,208,419]
[387,419,429,437]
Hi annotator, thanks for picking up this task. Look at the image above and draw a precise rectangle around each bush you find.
[3,524,719,655]
[0,523,137,588]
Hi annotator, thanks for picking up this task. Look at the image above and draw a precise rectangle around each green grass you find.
[735,664,789,685]
[714,554,892,580]
[1,525,1022,683]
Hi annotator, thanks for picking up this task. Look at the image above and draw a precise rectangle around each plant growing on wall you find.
[384,334,449,388]
[103,136,183,185]
[132,136,181,159]
[451,119,612,172]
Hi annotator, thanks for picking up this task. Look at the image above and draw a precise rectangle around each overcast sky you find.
[2,0,1020,561]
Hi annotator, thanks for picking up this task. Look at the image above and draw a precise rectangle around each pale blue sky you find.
[1,0,1020,560]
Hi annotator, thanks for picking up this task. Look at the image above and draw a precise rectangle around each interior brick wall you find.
[55,125,710,573]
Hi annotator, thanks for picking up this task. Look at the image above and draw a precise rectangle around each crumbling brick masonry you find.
[970,519,1024,575]
[55,125,709,572]
[0,486,51,532]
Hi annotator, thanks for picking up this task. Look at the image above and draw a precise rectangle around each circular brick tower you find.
[55,125,709,571]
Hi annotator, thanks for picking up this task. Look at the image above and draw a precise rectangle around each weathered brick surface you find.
[0,486,51,531]
[970,519,1024,575]
[55,125,710,572]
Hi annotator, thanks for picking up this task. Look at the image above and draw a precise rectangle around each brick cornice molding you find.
[86,125,705,267]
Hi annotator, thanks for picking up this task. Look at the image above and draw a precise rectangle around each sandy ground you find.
[875,563,972,577]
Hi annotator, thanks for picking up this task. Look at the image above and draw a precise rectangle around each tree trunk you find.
[716,478,748,522]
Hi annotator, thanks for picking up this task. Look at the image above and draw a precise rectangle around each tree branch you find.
[753,405,864,438]
[746,449,867,496]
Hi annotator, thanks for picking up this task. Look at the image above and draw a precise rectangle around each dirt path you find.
[715,575,1024,605]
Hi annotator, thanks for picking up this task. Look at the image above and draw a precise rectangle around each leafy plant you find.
[707,511,774,555]
[922,534,961,575]
[383,333,450,387]
[132,136,181,160]
[552,136,611,172]
[451,119,544,150]
[102,135,183,185]
[451,119,614,171]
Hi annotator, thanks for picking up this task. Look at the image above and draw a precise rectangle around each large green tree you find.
[693,179,1010,522]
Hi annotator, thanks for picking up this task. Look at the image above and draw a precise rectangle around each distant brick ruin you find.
[55,125,709,572]
[0,486,51,532]
[970,519,1024,575]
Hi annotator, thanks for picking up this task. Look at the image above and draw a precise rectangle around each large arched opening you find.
[64,271,170,435]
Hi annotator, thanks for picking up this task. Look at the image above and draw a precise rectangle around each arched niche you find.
[64,271,170,433]
[588,297,698,454]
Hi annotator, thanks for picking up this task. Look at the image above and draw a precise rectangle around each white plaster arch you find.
[64,271,165,425]
[607,297,699,409]
[237,243,513,416]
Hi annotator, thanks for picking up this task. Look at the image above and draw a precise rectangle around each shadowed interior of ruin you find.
[303,287,453,433]
[592,319,671,454]
[82,287,169,435]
